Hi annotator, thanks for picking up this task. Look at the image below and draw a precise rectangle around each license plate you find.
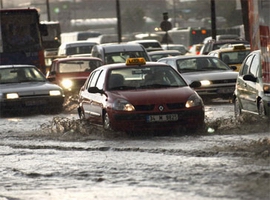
[217,87,234,94]
[25,99,46,106]
[147,114,178,122]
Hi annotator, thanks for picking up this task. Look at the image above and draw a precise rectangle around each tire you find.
[78,106,85,120]
[234,98,242,120]
[103,112,111,130]
[258,99,266,117]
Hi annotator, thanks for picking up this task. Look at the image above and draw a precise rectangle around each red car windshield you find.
[107,65,187,90]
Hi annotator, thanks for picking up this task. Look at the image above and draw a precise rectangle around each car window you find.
[51,62,57,72]
[66,45,94,55]
[220,51,250,65]
[0,67,45,84]
[87,70,101,88]
[167,60,175,67]
[210,58,229,69]
[96,70,105,90]
[240,54,254,76]
[249,53,260,77]
[105,51,149,64]
[176,57,229,73]
[58,60,102,73]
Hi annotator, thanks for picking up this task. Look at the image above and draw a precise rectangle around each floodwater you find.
[0,103,269,200]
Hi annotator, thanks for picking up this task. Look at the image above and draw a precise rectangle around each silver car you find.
[0,65,65,115]
[158,55,238,102]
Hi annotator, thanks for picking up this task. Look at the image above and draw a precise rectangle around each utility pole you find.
[210,0,216,40]
[240,0,250,42]
[116,0,122,43]
[46,0,51,21]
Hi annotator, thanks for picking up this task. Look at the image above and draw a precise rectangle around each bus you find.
[0,8,47,74]
[155,26,245,49]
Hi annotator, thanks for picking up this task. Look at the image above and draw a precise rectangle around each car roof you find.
[148,50,181,55]
[52,57,102,62]
[209,46,251,53]
[94,61,170,71]
[128,39,160,43]
[210,39,249,44]
[60,41,98,47]
[0,65,36,69]
[94,43,146,52]
[162,44,186,47]
[159,55,216,60]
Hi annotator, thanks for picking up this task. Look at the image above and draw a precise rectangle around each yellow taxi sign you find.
[126,57,146,65]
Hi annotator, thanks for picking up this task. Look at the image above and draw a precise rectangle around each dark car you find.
[0,65,65,114]
[78,58,205,133]
[46,57,103,94]
[200,39,250,55]
[233,50,270,118]
[91,43,151,64]
[158,55,239,102]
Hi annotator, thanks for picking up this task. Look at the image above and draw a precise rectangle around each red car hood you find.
[108,86,196,104]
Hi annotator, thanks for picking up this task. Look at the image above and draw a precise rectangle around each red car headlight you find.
[113,99,135,111]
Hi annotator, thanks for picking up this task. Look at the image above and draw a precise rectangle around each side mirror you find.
[46,71,56,82]
[230,66,237,71]
[47,77,56,82]
[189,81,201,88]
[88,87,105,94]
[243,74,257,82]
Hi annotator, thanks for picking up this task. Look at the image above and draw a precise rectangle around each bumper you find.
[109,109,205,132]
[0,96,64,112]
[195,86,235,99]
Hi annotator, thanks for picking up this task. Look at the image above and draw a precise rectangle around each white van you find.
[91,43,151,64]
[58,41,98,56]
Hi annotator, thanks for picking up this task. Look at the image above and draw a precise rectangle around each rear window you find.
[58,60,102,73]
[105,51,150,64]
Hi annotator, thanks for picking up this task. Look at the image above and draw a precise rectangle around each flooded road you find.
[0,103,269,200]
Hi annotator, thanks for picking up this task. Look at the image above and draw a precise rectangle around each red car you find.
[46,57,103,94]
[78,58,205,133]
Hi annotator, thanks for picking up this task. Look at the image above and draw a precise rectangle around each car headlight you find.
[6,93,19,99]
[49,90,62,96]
[61,79,73,90]
[113,99,135,111]
[185,93,203,108]
[200,80,211,86]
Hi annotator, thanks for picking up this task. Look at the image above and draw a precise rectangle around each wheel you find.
[78,106,85,120]
[103,112,111,130]
[258,99,266,117]
[234,97,242,120]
